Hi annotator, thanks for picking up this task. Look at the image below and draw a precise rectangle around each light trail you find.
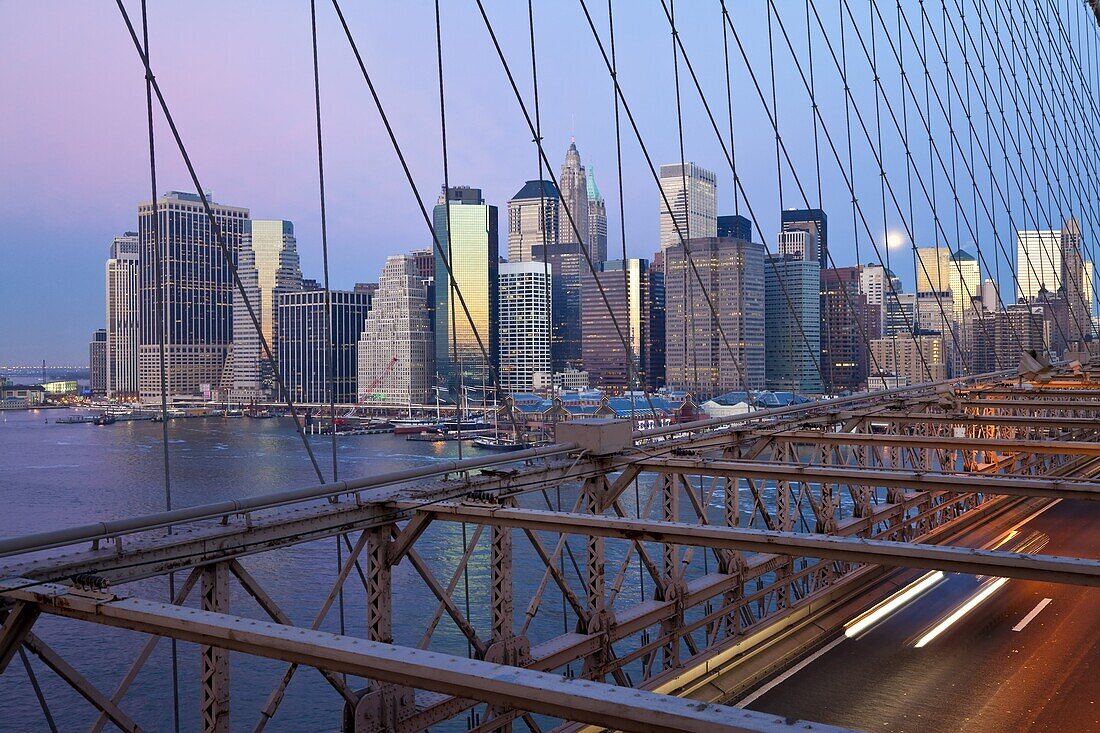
[844,571,945,639]
[914,577,1009,648]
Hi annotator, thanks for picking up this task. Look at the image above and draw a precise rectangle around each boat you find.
[392,419,438,435]
[92,413,116,425]
[471,436,531,451]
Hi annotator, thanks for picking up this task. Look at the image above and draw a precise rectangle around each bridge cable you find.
[135,1,181,728]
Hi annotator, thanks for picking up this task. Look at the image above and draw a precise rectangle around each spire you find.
[586,165,601,201]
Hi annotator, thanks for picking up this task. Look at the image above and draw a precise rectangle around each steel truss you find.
[2,367,1100,731]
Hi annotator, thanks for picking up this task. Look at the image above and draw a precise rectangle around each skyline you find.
[4,2,1100,363]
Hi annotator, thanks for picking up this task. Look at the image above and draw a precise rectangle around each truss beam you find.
[0,581,851,733]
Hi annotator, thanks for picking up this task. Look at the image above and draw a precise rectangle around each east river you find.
[0,408,669,732]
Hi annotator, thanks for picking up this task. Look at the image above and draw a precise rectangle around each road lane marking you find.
[1012,598,1053,632]
[736,635,846,709]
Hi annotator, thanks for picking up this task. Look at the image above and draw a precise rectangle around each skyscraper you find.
[1061,217,1091,344]
[138,191,249,401]
[506,180,559,263]
[659,163,717,250]
[105,232,140,399]
[277,289,372,404]
[357,255,434,405]
[947,249,981,323]
[232,220,302,399]
[665,237,765,396]
[89,329,107,395]
[717,214,753,241]
[533,242,586,373]
[498,262,552,393]
[580,259,662,391]
[1016,229,1062,301]
[586,167,608,263]
[820,267,880,394]
[870,335,946,385]
[412,247,436,336]
[558,140,589,252]
[781,208,828,266]
[434,186,499,392]
[765,254,823,393]
[914,246,951,294]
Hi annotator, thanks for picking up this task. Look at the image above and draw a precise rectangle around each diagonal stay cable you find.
[113,0,326,485]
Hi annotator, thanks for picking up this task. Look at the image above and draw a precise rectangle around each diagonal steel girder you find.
[631,458,1100,501]
[0,581,852,733]
[414,504,1100,587]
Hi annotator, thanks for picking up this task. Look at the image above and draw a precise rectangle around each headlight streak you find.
[844,571,945,639]
[914,577,1009,648]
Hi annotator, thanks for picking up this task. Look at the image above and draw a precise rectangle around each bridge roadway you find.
[741,494,1100,732]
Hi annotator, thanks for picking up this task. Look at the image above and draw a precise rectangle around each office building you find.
[659,163,717,250]
[357,255,434,405]
[587,167,608,263]
[558,140,590,254]
[580,259,663,391]
[778,230,816,262]
[765,254,823,393]
[665,237,765,397]
[138,191,249,401]
[277,289,371,404]
[947,249,981,323]
[105,232,140,399]
[1016,229,1063,301]
[532,242,585,371]
[231,220,302,399]
[718,214,753,241]
[498,262,552,393]
[781,208,828,266]
[412,247,436,335]
[507,180,559,263]
[870,335,947,384]
[1062,218,1091,343]
[968,305,1046,374]
[915,246,951,294]
[820,267,880,394]
[433,186,499,391]
[89,329,107,395]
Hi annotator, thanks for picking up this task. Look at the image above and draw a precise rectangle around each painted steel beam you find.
[416,505,1100,587]
[767,431,1100,456]
[765,431,1100,453]
[840,410,1100,429]
[0,581,851,733]
[631,458,1100,501]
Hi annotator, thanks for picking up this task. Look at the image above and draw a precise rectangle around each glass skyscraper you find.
[232,220,302,399]
[138,191,249,402]
[433,186,499,394]
[276,289,372,404]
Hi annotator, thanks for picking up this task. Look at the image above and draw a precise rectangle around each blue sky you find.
[2,1,1095,363]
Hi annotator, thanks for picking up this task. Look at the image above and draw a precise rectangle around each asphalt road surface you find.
[742,498,1100,733]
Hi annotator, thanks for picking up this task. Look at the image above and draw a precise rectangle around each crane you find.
[361,356,399,403]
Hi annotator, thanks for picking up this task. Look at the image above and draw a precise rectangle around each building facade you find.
[105,232,140,399]
[532,242,585,372]
[89,329,107,395]
[659,163,717,250]
[580,259,662,391]
[820,266,880,394]
[765,255,823,393]
[138,191,249,401]
[506,180,559,263]
[665,237,765,397]
[1016,229,1063,301]
[231,220,302,399]
[357,255,434,405]
[870,335,947,385]
[498,262,552,393]
[915,246,951,294]
[586,167,608,264]
[277,289,371,404]
[433,186,499,392]
[947,249,981,324]
[781,208,828,266]
[558,140,589,253]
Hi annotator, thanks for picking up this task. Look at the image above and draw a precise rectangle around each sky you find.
[2,1,1096,364]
